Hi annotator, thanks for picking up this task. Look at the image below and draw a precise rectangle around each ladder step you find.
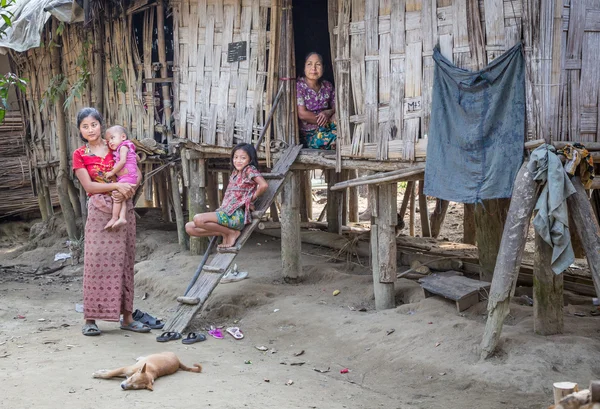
[262,172,285,180]
[202,265,225,273]
[177,296,201,305]
[217,246,239,254]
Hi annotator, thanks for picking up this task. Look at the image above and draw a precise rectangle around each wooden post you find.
[568,211,586,258]
[206,172,219,211]
[566,176,600,297]
[409,181,416,236]
[463,203,476,245]
[92,20,104,114]
[157,170,171,222]
[188,159,208,255]
[370,183,397,310]
[480,163,539,360]
[326,169,343,234]
[299,171,311,222]
[348,170,359,223]
[533,233,564,335]
[591,190,600,224]
[170,165,187,249]
[429,199,449,238]
[474,199,510,282]
[51,18,78,240]
[281,172,301,281]
[418,181,431,237]
[398,181,414,230]
[35,169,49,221]
[156,0,173,144]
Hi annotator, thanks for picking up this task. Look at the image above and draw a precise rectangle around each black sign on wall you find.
[227,41,247,63]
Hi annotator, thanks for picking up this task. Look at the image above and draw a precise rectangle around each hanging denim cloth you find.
[424,43,525,203]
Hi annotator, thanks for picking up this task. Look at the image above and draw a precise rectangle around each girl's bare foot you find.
[219,230,241,248]
[111,218,127,229]
[104,218,118,230]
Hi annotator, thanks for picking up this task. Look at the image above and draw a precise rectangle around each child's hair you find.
[106,125,129,139]
[76,107,104,143]
[231,143,259,171]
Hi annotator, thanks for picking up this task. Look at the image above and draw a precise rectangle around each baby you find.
[104,125,138,230]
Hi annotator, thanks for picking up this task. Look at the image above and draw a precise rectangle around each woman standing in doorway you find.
[296,52,337,150]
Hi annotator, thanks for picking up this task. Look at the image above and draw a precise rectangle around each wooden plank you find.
[336,0,352,165]
[483,0,505,61]
[390,0,405,157]
[365,0,379,147]
[420,272,491,312]
[580,28,600,142]
[404,41,422,160]
[566,0,586,141]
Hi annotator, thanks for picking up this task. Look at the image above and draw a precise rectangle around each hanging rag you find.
[527,144,576,275]
[559,143,595,189]
[424,43,525,203]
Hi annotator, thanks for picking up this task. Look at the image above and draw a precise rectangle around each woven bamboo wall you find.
[172,0,271,146]
[332,0,600,161]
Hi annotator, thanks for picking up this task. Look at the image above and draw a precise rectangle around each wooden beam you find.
[327,170,343,234]
[330,164,425,190]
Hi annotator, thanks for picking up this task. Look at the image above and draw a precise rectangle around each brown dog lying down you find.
[92,351,202,391]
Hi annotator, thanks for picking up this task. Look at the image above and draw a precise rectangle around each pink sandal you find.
[208,328,223,339]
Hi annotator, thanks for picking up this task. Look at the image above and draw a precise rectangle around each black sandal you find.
[182,332,206,344]
[133,309,165,329]
[156,331,182,342]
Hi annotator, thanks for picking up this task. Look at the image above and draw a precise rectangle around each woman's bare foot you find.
[111,218,127,229]
[219,230,241,248]
[104,218,118,230]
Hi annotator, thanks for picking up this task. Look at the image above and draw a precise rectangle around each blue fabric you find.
[424,43,526,203]
[528,144,576,275]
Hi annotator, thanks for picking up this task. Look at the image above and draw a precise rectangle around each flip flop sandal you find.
[208,328,224,339]
[82,323,101,336]
[132,309,165,329]
[120,320,152,333]
[156,331,182,342]
[182,332,207,344]
[226,326,244,340]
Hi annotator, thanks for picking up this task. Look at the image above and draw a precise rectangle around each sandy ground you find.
[1,205,600,409]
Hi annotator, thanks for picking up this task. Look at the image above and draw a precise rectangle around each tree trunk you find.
[51,19,78,240]
[533,233,564,335]
[480,163,539,359]
[474,198,510,282]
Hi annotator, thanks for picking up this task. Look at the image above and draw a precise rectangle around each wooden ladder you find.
[162,144,302,333]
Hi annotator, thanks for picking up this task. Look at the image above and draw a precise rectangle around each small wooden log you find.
[463,203,476,245]
[429,199,449,238]
[418,181,431,237]
[553,382,580,405]
[370,182,397,310]
[567,176,600,296]
[533,233,564,335]
[480,163,539,360]
[281,172,301,281]
[177,296,201,305]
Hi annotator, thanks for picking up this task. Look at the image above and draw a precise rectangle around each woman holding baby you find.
[72,107,153,336]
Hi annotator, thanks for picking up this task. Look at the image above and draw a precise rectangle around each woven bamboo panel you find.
[173,0,271,147]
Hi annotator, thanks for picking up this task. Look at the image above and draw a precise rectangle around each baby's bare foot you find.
[111,218,127,229]
[104,218,118,230]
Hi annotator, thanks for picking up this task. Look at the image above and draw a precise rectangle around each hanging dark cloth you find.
[424,43,525,203]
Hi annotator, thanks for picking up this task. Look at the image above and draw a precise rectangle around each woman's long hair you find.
[76,107,104,143]
[230,143,259,171]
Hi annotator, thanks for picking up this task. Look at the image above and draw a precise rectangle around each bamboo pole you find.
[156,0,173,145]
[480,163,539,360]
